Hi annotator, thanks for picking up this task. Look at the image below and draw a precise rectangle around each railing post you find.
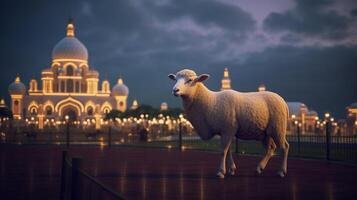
[297,123,301,156]
[71,157,83,200]
[66,122,70,148]
[179,122,182,151]
[60,150,68,200]
[235,137,239,153]
[326,121,331,160]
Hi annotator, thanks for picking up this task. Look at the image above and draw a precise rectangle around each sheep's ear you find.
[195,74,210,82]
[168,74,176,80]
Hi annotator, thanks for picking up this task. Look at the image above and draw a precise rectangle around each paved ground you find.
[1,144,357,200]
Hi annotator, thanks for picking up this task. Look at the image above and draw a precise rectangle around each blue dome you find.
[52,37,88,60]
[8,77,26,95]
[112,79,129,96]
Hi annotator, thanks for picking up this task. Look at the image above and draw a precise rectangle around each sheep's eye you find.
[186,79,193,84]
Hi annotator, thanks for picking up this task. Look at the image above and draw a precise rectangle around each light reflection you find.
[200,174,204,200]
[161,168,167,200]
[142,170,147,199]
[119,162,127,193]
[180,169,184,200]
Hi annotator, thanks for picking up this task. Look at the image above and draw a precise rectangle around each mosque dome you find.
[52,20,88,60]
[112,79,129,96]
[8,76,26,95]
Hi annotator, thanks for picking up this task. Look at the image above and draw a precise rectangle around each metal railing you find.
[60,151,126,200]
[1,122,357,163]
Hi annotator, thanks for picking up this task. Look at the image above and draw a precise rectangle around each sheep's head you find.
[168,69,209,97]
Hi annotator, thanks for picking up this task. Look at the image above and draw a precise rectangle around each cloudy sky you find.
[0,0,356,118]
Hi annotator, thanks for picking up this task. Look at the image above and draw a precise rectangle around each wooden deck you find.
[1,144,357,200]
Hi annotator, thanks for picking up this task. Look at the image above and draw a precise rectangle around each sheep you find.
[168,69,289,178]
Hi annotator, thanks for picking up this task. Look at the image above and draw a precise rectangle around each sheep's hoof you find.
[256,166,263,175]
[277,170,287,178]
[216,171,225,179]
[228,168,236,176]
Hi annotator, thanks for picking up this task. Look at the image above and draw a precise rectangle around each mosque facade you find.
[8,20,129,129]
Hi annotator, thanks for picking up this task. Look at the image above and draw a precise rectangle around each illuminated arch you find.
[85,101,96,112]
[55,97,84,114]
[63,62,78,71]
[43,100,55,115]
[28,101,39,112]
[58,103,82,117]
[101,101,112,113]
[51,62,61,67]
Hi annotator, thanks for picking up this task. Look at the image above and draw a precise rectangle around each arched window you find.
[67,65,74,76]
[103,107,110,114]
[30,107,37,115]
[67,79,74,93]
[14,100,19,113]
[46,106,52,116]
[87,106,94,116]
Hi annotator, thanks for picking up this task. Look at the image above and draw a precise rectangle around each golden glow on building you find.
[8,19,129,129]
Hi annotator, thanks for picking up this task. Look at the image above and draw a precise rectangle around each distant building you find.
[160,102,168,111]
[287,102,319,134]
[0,99,6,108]
[346,103,357,135]
[221,68,231,90]
[8,20,129,129]
[131,99,139,110]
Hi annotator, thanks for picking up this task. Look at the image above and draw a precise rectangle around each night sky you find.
[0,0,356,118]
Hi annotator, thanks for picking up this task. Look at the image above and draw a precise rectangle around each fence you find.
[1,121,357,163]
[60,151,126,200]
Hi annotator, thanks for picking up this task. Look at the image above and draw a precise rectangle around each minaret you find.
[66,18,75,37]
[221,68,231,90]
[258,84,266,92]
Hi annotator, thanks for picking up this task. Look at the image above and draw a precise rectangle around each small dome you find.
[8,76,26,95]
[52,21,88,60]
[112,78,129,96]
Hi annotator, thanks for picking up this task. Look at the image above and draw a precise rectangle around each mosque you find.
[8,20,129,129]
[220,68,319,134]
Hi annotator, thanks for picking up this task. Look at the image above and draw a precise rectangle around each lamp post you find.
[324,112,331,160]
[65,115,70,148]
[294,120,300,156]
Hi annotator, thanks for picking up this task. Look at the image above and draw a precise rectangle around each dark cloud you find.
[0,0,355,119]
[263,0,352,40]
[230,45,357,118]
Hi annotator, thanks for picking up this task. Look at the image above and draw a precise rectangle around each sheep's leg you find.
[256,137,276,175]
[217,135,232,179]
[227,148,237,176]
[277,138,289,178]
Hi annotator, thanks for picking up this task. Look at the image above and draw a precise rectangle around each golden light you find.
[355,121,357,126]
[294,120,298,125]
[291,114,296,119]
[330,118,334,122]
[314,116,319,120]
[65,115,69,120]
[167,145,172,149]
[325,113,330,118]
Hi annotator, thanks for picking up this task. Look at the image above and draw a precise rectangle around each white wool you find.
[181,81,288,143]
[170,69,290,178]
